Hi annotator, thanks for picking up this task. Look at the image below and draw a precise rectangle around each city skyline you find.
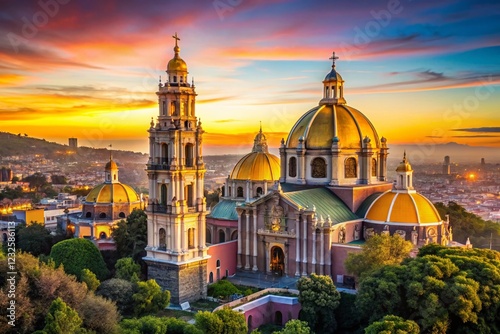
[1,0,499,155]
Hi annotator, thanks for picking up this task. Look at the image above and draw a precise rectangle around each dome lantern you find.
[320,51,346,105]
[166,32,188,85]
[395,151,414,191]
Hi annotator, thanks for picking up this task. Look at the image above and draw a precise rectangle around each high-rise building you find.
[442,155,451,175]
[68,137,78,148]
[143,34,209,304]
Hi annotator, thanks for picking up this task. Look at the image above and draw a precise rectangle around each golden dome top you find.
[85,182,140,204]
[230,126,280,180]
[286,104,380,149]
[396,151,412,172]
[105,159,118,171]
[167,32,187,73]
[365,191,441,224]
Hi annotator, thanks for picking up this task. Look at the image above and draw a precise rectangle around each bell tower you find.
[144,33,208,305]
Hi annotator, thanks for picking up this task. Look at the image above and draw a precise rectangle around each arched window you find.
[372,158,377,177]
[345,157,357,178]
[288,157,297,177]
[161,144,169,165]
[159,228,166,250]
[160,184,167,206]
[119,212,126,218]
[173,75,177,83]
[275,311,283,326]
[86,212,92,218]
[256,187,263,196]
[206,228,212,244]
[237,187,243,197]
[185,143,194,167]
[170,101,176,116]
[231,230,238,240]
[185,184,193,207]
[209,272,213,283]
[219,229,226,243]
[99,232,107,239]
[188,228,195,249]
[311,158,326,178]
[114,174,117,181]
[216,259,220,267]
[248,315,253,330]
[99,212,106,219]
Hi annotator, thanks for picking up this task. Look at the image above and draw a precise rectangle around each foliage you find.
[23,172,48,191]
[132,279,170,316]
[96,278,135,315]
[79,293,120,334]
[297,274,340,334]
[435,201,500,250]
[120,315,168,334]
[115,257,141,281]
[50,238,109,280]
[0,185,23,200]
[345,234,413,281]
[50,174,67,184]
[165,317,203,334]
[364,315,420,334]
[43,297,83,334]
[207,279,240,299]
[212,308,248,334]
[195,310,224,334]
[16,222,53,256]
[335,292,361,332]
[356,245,500,333]
[273,319,311,334]
[80,268,100,292]
[112,209,147,263]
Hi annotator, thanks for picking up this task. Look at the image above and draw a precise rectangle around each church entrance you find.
[270,246,284,276]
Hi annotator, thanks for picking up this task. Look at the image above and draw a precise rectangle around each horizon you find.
[1,0,500,156]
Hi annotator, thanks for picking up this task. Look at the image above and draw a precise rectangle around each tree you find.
[273,319,311,334]
[112,209,147,263]
[364,315,420,334]
[43,297,82,334]
[23,172,48,191]
[96,278,135,315]
[50,175,67,184]
[208,279,240,299]
[132,279,170,316]
[195,310,224,334]
[115,257,140,281]
[165,317,203,334]
[80,269,100,292]
[78,294,120,334]
[17,222,53,256]
[345,233,413,281]
[297,274,340,334]
[212,308,248,334]
[50,238,109,280]
[120,315,168,334]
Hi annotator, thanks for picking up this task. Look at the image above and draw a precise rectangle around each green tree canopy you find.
[364,315,420,334]
[96,278,135,316]
[79,294,120,334]
[115,257,140,281]
[112,209,147,263]
[212,308,248,334]
[297,274,340,334]
[120,315,168,334]
[17,222,53,256]
[208,279,240,299]
[50,238,109,280]
[345,234,414,281]
[273,319,311,334]
[43,297,82,334]
[195,310,224,334]
[23,172,48,191]
[132,279,170,316]
[80,268,100,292]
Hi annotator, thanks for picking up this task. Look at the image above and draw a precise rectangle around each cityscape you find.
[1,0,500,333]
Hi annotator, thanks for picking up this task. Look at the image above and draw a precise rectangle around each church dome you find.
[230,126,280,181]
[105,159,118,170]
[286,104,380,149]
[396,152,413,172]
[167,54,187,72]
[86,183,140,204]
[365,191,441,224]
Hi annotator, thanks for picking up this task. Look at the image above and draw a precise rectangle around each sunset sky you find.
[1,0,499,155]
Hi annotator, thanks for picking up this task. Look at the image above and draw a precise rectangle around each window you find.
[161,144,169,165]
[237,187,243,198]
[173,75,177,82]
[188,228,195,249]
[256,187,263,196]
[99,232,107,239]
[311,158,326,178]
[170,101,176,116]
[219,229,226,243]
[372,158,377,177]
[231,230,238,240]
[185,143,194,167]
[345,157,357,178]
[160,184,167,206]
[99,212,106,219]
[216,259,220,267]
[206,228,212,244]
[185,184,193,207]
[209,272,214,283]
[159,228,166,250]
[288,157,297,177]
[86,212,92,218]
[119,212,126,218]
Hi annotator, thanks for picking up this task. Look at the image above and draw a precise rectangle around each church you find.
[143,35,453,304]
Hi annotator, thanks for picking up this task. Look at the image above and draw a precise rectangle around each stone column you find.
[325,227,332,276]
[237,211,242,268]
[279,139,286,182]
[311,225,316,274]
[245,212,250,269]
[246,179,251,202]
[263,180,267,195]
[264,241,270,274]
[252,210,258,271]
[297,137,306,184]
[320,228,325,275]
[379,137,388,182]
[302,215,308,276]
[295,212,301,277]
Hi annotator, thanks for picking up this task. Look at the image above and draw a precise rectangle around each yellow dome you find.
[286,104,380,149]
[365,192,441,224]
[86,183,140,204]
[167,56,187,72]
[230,152,280,181]
[105,159,118,170]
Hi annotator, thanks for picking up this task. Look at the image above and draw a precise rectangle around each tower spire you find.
[329,51,339,69]
[172,32,180,55]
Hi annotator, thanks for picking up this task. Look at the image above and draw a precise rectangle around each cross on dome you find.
[329,51,339,68]
[172,32,180,47]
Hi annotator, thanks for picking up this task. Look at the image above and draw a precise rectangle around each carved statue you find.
[339,226,346,243]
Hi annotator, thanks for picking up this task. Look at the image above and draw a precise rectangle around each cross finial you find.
[259,121,262,133]
[172,32,180,47]
[108,144,113,160]
[329,51,339,68]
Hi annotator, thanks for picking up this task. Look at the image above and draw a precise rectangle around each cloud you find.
[452,127,500,133]
[197,96,236,104]
[451,135,500,138]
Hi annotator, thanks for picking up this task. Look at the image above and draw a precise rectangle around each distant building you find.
[68,137,78,148]
[0,167,12,182]
[481,158,486,165]
[442,155,451,175]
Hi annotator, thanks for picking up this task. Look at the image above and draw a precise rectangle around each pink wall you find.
[207,240,237,283]
[331,244,361,283]
[241,296,301,331]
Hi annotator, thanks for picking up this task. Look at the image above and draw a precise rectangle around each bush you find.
[208,279,240,299]
[133,279,171,316]
[78,294,120,334]
[80,269,100,292]
[96,278,135,315]
[115,257,140,281]
[50,238,109,280]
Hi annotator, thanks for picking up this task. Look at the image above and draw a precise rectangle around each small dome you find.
[86,183,140,204]
[396,152,412,172]
[230,152,280,181]
[286,104,380,149]
[167,56,187,72]
[105,159,118,170]
[365,192,441,224]
[324,68,343,81]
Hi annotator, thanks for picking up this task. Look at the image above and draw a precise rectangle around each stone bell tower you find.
[143,33,208,304]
